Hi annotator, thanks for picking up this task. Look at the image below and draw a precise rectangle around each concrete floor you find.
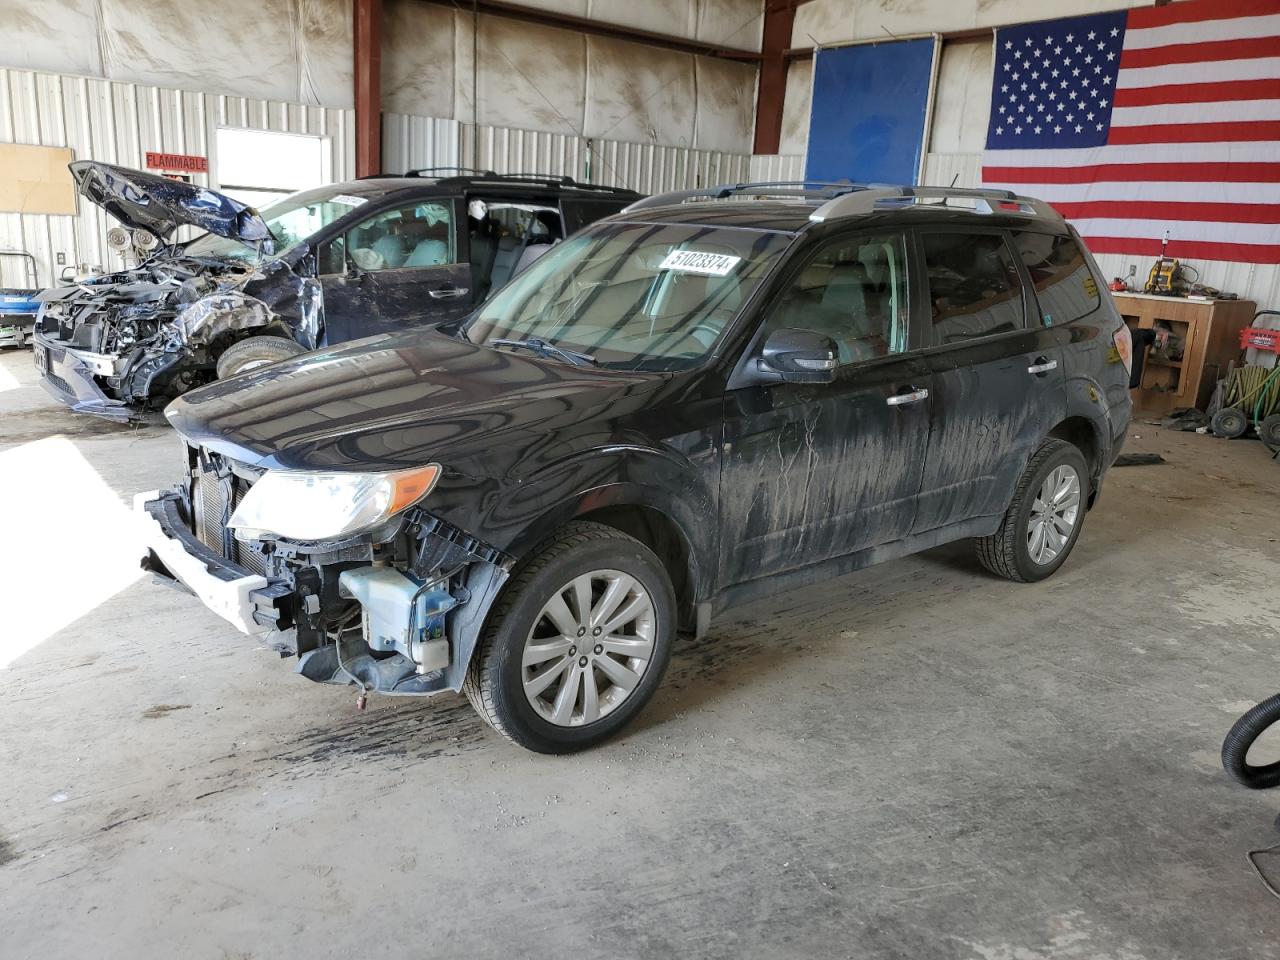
[2,346,1280,959]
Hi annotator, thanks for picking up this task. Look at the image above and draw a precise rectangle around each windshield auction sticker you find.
[330,194,368,207]
[659,250,742,276]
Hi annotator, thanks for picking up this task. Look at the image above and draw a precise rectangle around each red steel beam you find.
[354,0,383,177]
[753,1,799,154]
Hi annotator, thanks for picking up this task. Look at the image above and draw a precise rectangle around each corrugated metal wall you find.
[0,67,354,288]
[384,113,755,194]
[748,154,804,182]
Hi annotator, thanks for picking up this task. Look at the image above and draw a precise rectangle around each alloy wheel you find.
[1026,464,1081,565]
[521,569,656,727]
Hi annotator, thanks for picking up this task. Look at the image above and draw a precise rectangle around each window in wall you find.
[346,202,455,272]
[1011,231,1100,327]
[765,233,910,364]
[923,232,1024,345]
[215,128,330,209]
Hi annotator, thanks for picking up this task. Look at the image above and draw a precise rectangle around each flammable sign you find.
[145,151,208,174]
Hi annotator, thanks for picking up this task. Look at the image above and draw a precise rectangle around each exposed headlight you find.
[228,464,441,541]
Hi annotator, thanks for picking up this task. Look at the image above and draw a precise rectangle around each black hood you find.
[164,329,666,475]
[70,161,271,243]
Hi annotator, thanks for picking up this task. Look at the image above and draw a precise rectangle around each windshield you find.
[184,186,372,260]
[461,221,791,371]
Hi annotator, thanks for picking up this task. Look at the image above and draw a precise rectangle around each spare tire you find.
[1210,407,1248,439]
[1223,694,1280,789]
[215,335,306,379]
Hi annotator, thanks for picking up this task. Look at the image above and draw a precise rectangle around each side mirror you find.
[757,328,838,384]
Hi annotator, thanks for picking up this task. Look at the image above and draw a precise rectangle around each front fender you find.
[460,445,718,603]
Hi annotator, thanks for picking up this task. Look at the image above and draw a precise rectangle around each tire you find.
[1259,414,1280,453]
[1210,407,1249,439]
[1222,694,1280,789]
[463,521,676,753]
[975,438,1089,583]
[215,335,306,379]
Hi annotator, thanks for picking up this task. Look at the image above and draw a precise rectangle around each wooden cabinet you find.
[1114,293,1257,416]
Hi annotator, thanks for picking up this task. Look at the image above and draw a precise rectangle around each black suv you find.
[136,182,1134,752]
[33,162,638,418]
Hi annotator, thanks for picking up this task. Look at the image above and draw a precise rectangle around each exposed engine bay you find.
[32,161,322,419]
[140,445,511,698]
[34,253,320,418]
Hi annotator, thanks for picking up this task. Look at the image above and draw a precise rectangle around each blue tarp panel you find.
[805,39,936,185]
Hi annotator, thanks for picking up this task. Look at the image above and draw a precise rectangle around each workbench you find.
[1114,293,1257,416]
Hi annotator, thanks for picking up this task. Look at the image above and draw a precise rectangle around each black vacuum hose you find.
[1222,694,1280,789]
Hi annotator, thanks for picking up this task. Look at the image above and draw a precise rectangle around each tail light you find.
[1113,323,1133,375]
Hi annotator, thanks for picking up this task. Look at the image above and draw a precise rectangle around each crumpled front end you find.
[33,255,321,419]
[136,444,511,698]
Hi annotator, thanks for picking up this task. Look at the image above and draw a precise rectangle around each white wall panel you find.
[382,114,462,176]
[387,119,753,194]
[1094,254,1280,314]
[0,0,353,108]
[922,152,982,189]
[791,0,1150,48]
[382,3,758,154]
[928,38,993,155]
[0,68,353,288]
[779,60,812,157]
[748,154,805,182]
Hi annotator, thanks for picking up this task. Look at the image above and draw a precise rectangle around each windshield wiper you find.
[488,337,596,367]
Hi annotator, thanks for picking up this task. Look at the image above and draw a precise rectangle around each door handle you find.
[886,387,929,406]
[1027,357,1058,375]
[428,285,470,300]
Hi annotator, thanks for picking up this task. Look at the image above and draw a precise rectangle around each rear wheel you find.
[976,439,1088,582]
[463,521,676,753]
[215,335,305,379]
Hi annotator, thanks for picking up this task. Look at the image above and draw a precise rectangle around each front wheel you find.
[463,521,676,753]
[215,335,306,379]
[976,438,1089,582]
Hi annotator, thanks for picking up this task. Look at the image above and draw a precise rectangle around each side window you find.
[1012,231,1100,326]
[923,233,1024,345]
[764,232,910,365]
[345,201,455,272]
[317,235,345,275]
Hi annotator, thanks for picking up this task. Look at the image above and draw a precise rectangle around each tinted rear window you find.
[1012,231,1100,326]
[922,232,1025,345]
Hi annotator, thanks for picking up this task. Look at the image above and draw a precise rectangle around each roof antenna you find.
[949,173,959,187]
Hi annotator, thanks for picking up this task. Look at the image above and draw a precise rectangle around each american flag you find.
[981,0,1280,265]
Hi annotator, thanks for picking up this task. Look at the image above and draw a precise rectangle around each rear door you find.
[909,227,1069,533]
[719,228,933,586]
[318,197,471,344]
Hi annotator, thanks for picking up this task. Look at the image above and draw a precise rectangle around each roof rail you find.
[404,166,498,178]
[622,180,861,213]
[810,185,1061,222]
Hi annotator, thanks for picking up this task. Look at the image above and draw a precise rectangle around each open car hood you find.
[69,161,271,243]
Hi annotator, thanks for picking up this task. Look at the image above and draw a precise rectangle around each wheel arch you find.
[1047,415,1104,506]
[502,484,710,634]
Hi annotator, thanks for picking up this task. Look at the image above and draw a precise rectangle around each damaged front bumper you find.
[134,486,510,697]
[136,489,280,633]
[32,330,134,420]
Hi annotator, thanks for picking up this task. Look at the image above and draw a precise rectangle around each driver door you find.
[719,230,932,587]
[318,198,471,345]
